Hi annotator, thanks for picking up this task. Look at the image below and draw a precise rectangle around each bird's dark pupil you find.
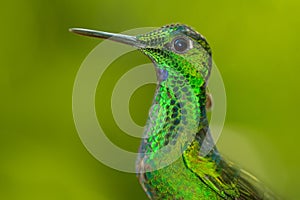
[174,38,188,52]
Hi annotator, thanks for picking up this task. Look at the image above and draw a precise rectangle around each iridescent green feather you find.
[135,24,278,200]
[70,22,279,200]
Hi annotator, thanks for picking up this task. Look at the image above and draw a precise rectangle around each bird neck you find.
[140,67,209,155]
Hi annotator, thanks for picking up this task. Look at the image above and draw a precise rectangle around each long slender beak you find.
[69,28,145,48]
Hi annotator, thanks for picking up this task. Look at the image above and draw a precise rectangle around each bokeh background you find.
[1,0,299,199]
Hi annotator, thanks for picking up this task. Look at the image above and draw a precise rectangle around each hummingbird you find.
[70,24,278,200]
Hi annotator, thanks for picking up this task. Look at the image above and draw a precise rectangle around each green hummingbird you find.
[70,24,279,200]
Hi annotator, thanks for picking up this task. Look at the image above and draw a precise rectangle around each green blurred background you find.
[1,0,299,199]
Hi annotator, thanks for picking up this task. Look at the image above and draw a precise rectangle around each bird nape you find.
[70,24,279,200]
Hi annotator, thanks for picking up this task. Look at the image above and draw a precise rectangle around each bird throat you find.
[138,65,209,166]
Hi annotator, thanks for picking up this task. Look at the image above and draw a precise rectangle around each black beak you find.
[69,28,145,48]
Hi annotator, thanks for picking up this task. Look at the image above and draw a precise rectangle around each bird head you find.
[70,24,212,88]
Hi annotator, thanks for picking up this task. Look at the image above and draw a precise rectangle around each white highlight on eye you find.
[171,36,193,54]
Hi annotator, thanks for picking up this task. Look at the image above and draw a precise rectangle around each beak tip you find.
[69,28,82,34]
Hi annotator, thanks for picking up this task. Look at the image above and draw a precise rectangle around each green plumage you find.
[135,24,278,199]
[70,24,279,200]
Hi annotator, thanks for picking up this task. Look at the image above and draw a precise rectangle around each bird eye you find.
[172,37,191,54]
